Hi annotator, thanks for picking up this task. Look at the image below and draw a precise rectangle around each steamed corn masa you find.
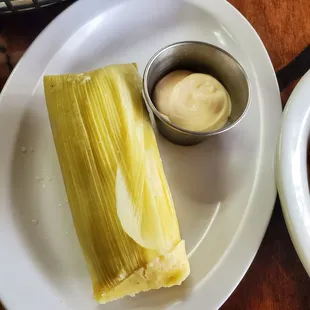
[43,64,190,304]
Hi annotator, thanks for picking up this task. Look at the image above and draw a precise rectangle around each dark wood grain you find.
[0,1,309,309]
[221,201,310,310]
[229,0,310,72]
[0,2,73,90]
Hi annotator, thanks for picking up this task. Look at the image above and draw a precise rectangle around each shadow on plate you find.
[157,131,231,206]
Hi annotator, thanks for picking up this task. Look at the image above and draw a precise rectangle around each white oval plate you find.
[277,69,310,276]
[0,0,281,309]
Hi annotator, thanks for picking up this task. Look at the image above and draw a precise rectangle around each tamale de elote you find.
[43,63,190,303]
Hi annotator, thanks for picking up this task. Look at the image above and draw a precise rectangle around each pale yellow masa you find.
[99,240,190,303]
[153,70,232,132]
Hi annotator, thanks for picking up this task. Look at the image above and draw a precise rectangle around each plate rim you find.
[276,69,310,276]
[0,0,282,309]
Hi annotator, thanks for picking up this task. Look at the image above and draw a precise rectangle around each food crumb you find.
[21,146,27,153]
[32,219,39,226]
[118,269,127,280]
[82,76,91,84]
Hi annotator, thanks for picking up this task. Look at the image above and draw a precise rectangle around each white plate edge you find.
[276,69,310,276]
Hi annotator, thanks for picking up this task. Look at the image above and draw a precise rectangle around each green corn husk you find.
[43,63,190,303]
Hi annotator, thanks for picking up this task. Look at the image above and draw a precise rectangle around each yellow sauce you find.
[153,70,231,132]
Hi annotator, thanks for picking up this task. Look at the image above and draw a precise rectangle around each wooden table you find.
[0,1,309,309]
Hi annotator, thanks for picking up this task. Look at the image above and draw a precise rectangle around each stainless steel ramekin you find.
[142,41,251,146]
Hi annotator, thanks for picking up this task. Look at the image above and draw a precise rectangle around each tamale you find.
[43,64,190,303]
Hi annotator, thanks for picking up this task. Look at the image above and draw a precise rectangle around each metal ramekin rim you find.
[142,40,252,137]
